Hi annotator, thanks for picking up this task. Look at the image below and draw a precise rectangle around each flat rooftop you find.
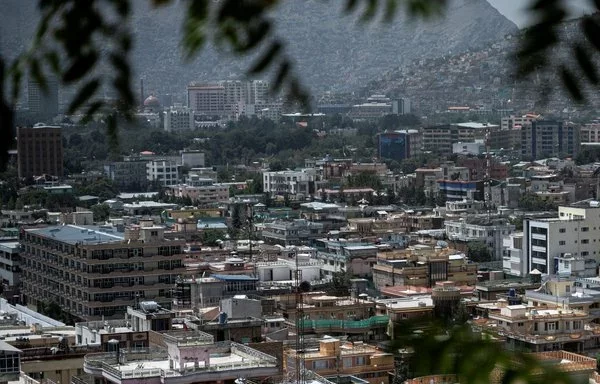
[25,225,124,245]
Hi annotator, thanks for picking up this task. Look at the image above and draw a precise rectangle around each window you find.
[558,241,566,245]
[559,228,566,233]
[582,227,589,232]
[582,239,589,244]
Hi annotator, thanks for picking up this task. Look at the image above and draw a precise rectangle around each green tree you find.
[467,241,492,263]
[14,198,23,210]
[6,196,15,210]
[91,203,111,222]
[200,229,226,247]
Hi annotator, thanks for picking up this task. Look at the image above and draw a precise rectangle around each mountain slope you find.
[1,0,517,96]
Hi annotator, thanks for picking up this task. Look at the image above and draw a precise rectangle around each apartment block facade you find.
[20,224,187,320]
[17,125,63,179]
[521,120,580,160]
[524,202,600,275]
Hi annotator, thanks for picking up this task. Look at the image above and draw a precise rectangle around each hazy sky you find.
[487,0,594,28]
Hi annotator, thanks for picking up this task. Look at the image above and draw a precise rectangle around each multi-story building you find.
[502,232,525,277]
[80,330,279,384]
[501,113,540,130]
[166,178,230,206]
[180,150,205,168]
[28,77,58,117]
[422,123,499,155]
[315,240,378,278]
[146,159,179,187]
[521,120,580,160]
[187,83,225,117]
[17,125,63,179]
[372,247,478,288]
[263,169,317,197]
[163,105,194,132]
[523,201,600,274]
[487,302,595,353]
[261,219,325,246]
[580,122,600,143]
[377,130,422,161]
[103,158,149,191]
[445,217,515,260]
[0,241,21,289]
[285,338,394,384]
[20,223,188,320]
[255,253,323,284]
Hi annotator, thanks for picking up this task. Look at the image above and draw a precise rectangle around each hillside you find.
[1,0,517,96]
[363,15,600,117]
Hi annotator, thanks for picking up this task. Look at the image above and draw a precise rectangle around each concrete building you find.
[261,219,325,246]
[422,122,498,155]
[315,240,378,278]
[285,338,394,384]
[521,120,580,160]
[263,169,317,197]
[146,159,179,187]
[580,122,600,143]
[166,176,229,205]
[20,224,188,320]
[392,97,411,115]
[163,105,194,132]
[187,83,225,117]
[180,150,205,168]
[17,125,63,179]
[104,158,149,191]
[28,77,58,117]
[445,217,515,260]
[255,253,323,285]
[377,130,422,161]
[502,232,525,277]
[523,201,600,274]
[80,330,279,384]
[501,113,539,130]
[452,140,485,155]
[372,247,478,288]
[0,241,21,288]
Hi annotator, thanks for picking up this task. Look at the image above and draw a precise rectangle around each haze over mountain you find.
[1,0,517,97]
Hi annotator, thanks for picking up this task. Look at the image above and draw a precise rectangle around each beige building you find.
[21,223,188,320]
[373,247,478,288]
[285,338,394,384]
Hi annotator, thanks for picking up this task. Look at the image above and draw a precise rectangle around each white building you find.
[263,169,317,197]
[0,242,20,287]
[452,141,485,155]
[255,253,323,285]
[445,217,515,260]
[502,232,525,277]
[147,159,179,186]
[164,105,194,132]
[181,151,205,168]
[524,201,600,275]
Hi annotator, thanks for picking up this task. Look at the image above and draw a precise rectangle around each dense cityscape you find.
[3,1,600,384]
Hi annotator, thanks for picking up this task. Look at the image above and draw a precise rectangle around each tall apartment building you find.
[163,105,194,132]
[377,130,421,161]
[445,217,515,260]
[524,201,600,275]
[187,83,225,116]
[147,159,179,187]
[422,123,498,155]
[20,224,187,320]
[27,77,59,117]
[246,80,269,104]
[16,124,63,179]
[521,120,580,160]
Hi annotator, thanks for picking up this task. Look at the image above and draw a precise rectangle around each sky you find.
[487,0,595,28]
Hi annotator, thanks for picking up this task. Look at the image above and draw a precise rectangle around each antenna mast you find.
[294,248,305,384]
